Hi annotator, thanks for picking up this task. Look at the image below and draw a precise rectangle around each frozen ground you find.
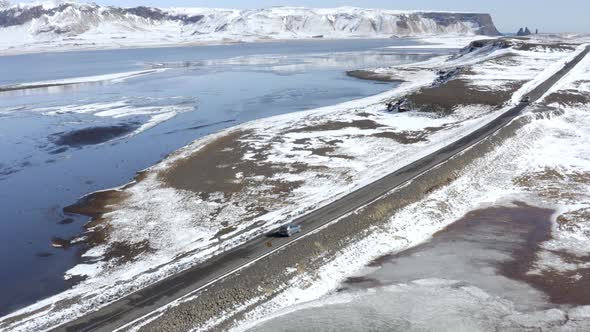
[0,38,585,331]
[240,280,590,332]
[233,42,590,331]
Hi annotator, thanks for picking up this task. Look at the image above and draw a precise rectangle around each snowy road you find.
[54,45,590,332]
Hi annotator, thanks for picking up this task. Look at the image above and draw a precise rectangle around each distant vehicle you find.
[278,223,301,237]
[521,96,531,103]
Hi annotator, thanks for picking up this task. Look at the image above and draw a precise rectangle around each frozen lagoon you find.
[0,38,443,314]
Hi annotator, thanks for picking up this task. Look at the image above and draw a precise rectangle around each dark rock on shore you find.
[517,27,532,36]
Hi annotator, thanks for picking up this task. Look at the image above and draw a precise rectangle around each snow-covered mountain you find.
[0,2,500,54]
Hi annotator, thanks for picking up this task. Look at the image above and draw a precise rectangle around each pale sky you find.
[21,0,590,33]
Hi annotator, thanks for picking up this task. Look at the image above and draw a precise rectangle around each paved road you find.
[55,45,590,332]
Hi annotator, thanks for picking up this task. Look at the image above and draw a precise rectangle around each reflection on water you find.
[0,39,429,86]
[0,81,110,96]
[0,39,444,314]
[198,51,435,75]
[248,203,590,331]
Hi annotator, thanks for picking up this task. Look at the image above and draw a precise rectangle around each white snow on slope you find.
[0,3,498,55]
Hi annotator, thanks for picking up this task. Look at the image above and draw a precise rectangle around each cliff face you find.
[421,13,501,36]
[0,3,501,53]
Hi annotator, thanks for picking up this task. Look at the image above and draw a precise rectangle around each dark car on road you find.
[278,223,301,237]
[521,96,531,103]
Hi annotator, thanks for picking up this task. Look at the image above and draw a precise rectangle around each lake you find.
[0,38,447,314]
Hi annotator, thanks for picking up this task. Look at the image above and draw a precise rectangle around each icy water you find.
[0,39,445,314]
[248,204,589,332]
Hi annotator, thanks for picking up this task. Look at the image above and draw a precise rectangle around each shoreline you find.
[0,33,483,58]
[6,37,586,331]
[346,70,405,82]
[356,202,588,306]
[0,45,450,329]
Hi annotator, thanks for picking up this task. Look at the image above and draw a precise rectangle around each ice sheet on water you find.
[35,97,195,138]
[0,69,166,91]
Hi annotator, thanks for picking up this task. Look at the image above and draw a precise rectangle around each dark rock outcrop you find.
[421,12,501,36]
[517,26,532,36]
[459,38,513,55]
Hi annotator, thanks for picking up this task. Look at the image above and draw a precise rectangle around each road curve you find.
[55,45,590,332]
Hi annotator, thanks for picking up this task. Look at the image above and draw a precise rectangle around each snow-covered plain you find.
[0,2,499,55]
[232,45,590,331]
[0,38,584,331]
